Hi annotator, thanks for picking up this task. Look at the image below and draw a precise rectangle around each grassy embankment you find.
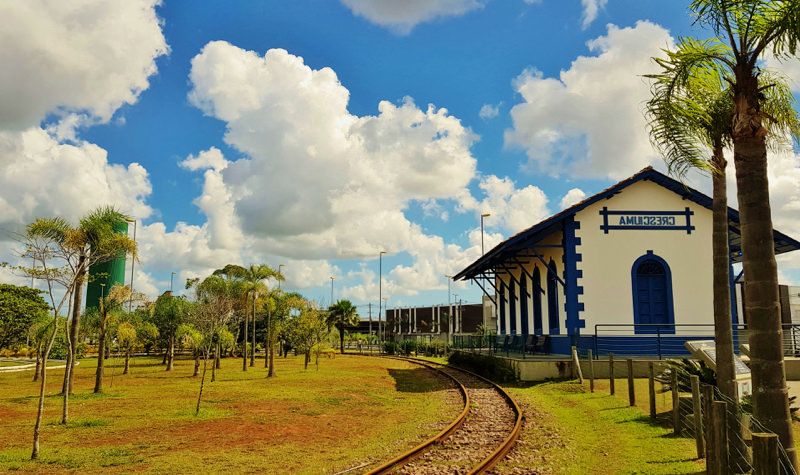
[497,376,705,474]
[0,354,459,473]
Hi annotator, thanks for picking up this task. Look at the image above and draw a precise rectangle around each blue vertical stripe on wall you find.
[509,277,517,334]
[520,272,529,334]
[499,279,506,334]
[547,259,560,335]
[562,216,585,336]
[533,266,543,334]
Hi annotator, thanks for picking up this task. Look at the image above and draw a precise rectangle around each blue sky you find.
[1,1,799,313]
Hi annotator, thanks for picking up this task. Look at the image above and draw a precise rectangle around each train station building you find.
[452,167,800,357]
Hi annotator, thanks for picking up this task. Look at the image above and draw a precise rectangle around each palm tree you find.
[658,1,800,463]
[656,0,800,466]
[241,264,280,368]
[327,300,360,354]
[647,55,799,470]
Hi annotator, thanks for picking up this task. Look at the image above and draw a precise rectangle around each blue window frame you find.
[547,259,560,335]
[520,272,529,334]
[533,267,543,334]
[631,251,675,334]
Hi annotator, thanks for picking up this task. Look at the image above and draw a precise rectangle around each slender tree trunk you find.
[243,304,248,371]
[195,350,209,416]
[33,341,42,382]
[123,350,130,375]
[94,315,107,393]
[62,315,72,394]
[67,261,85,396]
[31,314,59,460]
[268,332,276,377]
[732,72,796,469]
[264,312,270,369]
[162,349,167,365]
[712,151,751,472]
[250,304,256,367]
[211,347,217,383]
[166,332,174,371]
[231,326,240,358]
[215,342,221,369]
[340,326,345,354]
[193,351,200,376]
[304,351,309,370]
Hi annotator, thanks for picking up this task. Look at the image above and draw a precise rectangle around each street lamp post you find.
[453,293,459,335]
[330,276,334,305]
[278,264,285,290]
[481,213,491,255]
[125,218,137,312]
[170,272,176,292]
[379,251,387,343]
[444,274,453,305]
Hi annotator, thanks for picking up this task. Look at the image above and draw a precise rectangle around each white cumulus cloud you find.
[340,0,485,34]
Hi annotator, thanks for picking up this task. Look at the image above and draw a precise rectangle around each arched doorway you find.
[631,251,675,334]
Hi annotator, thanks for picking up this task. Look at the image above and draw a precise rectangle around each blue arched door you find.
[631,251,674,334]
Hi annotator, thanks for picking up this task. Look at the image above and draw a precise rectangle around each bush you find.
[417,340,449,357]
[447,351,518,383]
[382,341,399,355]
[398,339,417,356]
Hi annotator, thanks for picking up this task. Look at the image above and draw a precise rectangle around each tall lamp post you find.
[444,274,453,305]
[170,272,176,292]
[379,250,387,343]
[330,276,335,305]
[278,264,285,290]
[125,218,137,312]
[453,293,459,335]
[480,213,491,255]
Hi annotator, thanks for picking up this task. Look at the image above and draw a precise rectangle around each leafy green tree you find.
[664,1,800,463]
[266,291,305,377]
[151,292,190,372]
[289,302,329,370]
[92,284,145,392]
[326,299,359,354]
[0,284,49,350]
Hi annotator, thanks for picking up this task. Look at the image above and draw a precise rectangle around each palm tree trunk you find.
[712,150,751,472]
[243,304,248,372]
[67,260,85,396]
[732,74,796,468]
[250,305,256,367]
[123,350,130,375]
[94,316,107,393]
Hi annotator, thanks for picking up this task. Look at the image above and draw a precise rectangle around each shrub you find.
[398,339,417,356]
[447,351,518,383]
[382,341,399,355]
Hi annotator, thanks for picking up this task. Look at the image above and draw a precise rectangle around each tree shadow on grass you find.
[387,368,454,393]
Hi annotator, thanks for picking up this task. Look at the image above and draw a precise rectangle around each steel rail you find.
[364,357,470,475]
[405,357,524,474]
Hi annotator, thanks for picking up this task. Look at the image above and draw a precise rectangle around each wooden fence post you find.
[711,401,728,475]
[752,433,779,475]
[588,349,594,393]
[571,346,584,383]
[690,375,704,459]
[671,370,681,435]
[609,353,615,396]
[627,359,635,407]
[648,362,656,420]
[703,384,715,472]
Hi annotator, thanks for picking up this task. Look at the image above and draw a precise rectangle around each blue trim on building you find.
[499,279,506,335]
[547,258,560,335]
[520,272,529,334]
[532,266,543,334]
[509,277,517,334]
[562,215,585,336]
[631,251,675,334]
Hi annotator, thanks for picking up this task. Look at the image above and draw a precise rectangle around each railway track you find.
[365,357,523,475]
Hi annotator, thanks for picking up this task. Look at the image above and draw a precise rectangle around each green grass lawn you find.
[497,379,705,474]
[0,354,459,473]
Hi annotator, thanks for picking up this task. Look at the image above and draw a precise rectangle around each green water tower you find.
[85,221,129,310]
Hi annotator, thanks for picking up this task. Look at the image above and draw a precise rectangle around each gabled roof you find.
[453,166,800,281]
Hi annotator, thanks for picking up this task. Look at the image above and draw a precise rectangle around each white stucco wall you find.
[574,179,714,335]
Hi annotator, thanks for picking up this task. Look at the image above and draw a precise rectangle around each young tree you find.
[93,284,145,392]
[326,300,360,354]
[151,292,190,372]
[0,284,49,350]
[191,274,235,415]
[289,303,329,370]
[672,2,800,462]
[647,59,799,470]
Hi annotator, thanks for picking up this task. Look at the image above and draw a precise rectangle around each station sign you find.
[599,207,695,234]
